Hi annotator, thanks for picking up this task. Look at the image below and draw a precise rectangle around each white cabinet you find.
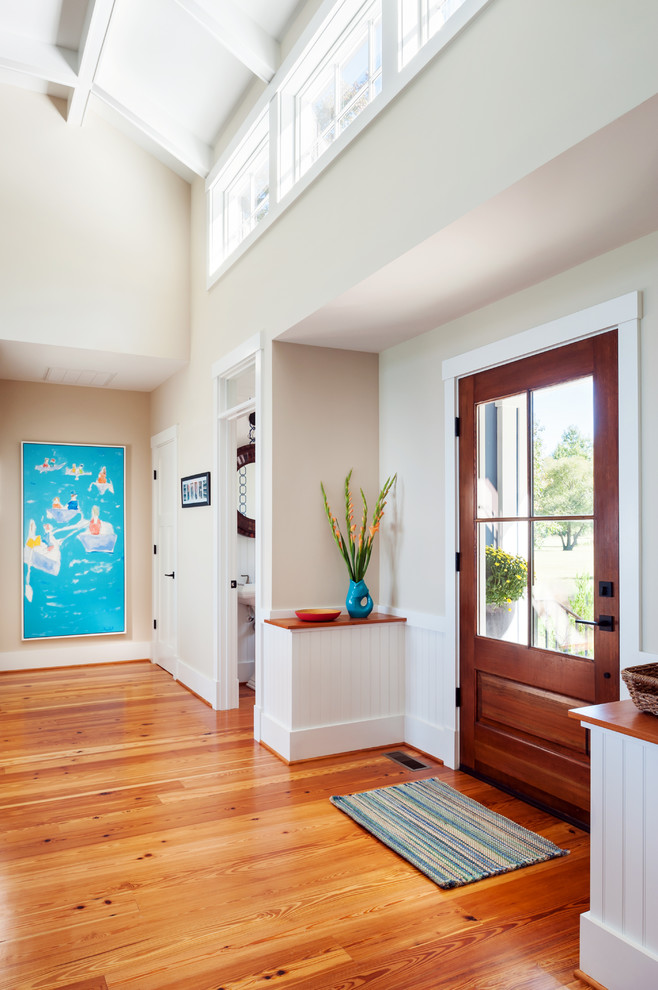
[570,701,658,990]
[261,613,406,762]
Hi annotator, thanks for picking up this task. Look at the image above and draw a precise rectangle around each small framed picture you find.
[181,472,211,508]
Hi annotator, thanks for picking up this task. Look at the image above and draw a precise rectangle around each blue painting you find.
[22,442,126,640]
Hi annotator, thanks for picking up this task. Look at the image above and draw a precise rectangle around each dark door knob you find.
[164,571,175,579]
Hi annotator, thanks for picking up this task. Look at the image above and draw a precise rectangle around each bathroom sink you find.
[237,584,255,606]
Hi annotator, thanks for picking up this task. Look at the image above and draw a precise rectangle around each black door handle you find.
[574,614,614,631]
[164,571,175,579]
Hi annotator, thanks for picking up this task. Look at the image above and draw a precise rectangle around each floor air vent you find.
[385,751,430,770]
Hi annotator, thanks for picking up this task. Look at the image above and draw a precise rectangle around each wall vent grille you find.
[384,751,430,771]
[44,367,117,387]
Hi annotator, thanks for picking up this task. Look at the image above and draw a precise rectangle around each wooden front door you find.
[458,332,619,827]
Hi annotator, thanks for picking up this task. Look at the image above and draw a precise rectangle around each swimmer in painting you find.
[89,506,101,535]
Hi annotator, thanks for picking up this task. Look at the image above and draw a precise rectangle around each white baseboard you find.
[580,912,658,990]
[253,703,262,742]
[173,657,220,708]
[403,714,457,768]
[260,713,405,763]
[0,641,151,671]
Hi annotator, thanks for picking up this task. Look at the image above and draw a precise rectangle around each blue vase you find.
[346,579,373,619]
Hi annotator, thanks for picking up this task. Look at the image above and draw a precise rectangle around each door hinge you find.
[455,416,461,437]
[153,544,157,555]
[153,619,157,630]
[455,551,461,572]
[455,686,461,708]
[153,469,157,481]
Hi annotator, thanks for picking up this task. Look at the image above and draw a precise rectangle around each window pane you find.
[478,522,528,644]
[297,2,382,181]
[428,0,465,36]
[341,29,369,111]
[477,394,528,519]
[532,520,594,658]
[533,378,593,517]
[400,0,468,67]
[400,0,421,65]
[225,138,269,257]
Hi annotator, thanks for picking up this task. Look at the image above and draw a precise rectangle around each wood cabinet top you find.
[265,612,406,631]
[569,699,658,746]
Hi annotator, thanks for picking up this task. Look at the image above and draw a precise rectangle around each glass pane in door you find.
[477,521,528,644]
[477,394,528,518]
[532,519,594,658]
[532,378,593,517]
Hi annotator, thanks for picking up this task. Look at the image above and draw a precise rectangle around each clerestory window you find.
[297,1,382,186]
[279,0,382,198]
[399,0,468,67]
[207,0,491,282]
[208,111,269,272]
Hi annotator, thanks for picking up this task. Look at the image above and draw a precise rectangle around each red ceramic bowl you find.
[294,608,341,622]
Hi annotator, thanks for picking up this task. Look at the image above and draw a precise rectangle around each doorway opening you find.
[213,336,262,711]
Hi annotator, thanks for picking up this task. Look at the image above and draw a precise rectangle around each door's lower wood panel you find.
[477,671,589,757]
[473,725,590,824]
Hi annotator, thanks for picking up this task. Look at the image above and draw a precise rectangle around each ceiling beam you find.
[174,0,280,82]
[0,30,76,87]
[93,85,212,178]
[67,0,116,127]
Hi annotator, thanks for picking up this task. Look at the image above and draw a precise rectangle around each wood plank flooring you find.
[0,662,593,990]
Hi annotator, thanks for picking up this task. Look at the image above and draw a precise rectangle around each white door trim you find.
[441,292,644,769]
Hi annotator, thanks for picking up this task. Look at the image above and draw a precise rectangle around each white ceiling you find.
[0,0,305,180]
[0,3,657,391]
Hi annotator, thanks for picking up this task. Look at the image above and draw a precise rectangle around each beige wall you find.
[0,85,190,364]
[379,232,658,654]
[271,342,379,609]
[0,380,152,664]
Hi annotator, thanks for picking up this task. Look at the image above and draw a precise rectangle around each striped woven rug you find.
[330,777,568,888]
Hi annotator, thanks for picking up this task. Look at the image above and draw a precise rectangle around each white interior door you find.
[152,428,178,674]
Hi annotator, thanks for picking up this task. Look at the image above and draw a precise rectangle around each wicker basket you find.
[622,663,658,715]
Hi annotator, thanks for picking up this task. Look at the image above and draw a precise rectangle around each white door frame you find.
[212,333,263,710]
[441,292,643,770]
[151,425,179,674]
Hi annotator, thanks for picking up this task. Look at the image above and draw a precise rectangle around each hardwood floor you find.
[0,662,593,990]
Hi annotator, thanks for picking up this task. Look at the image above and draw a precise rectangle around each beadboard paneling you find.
[260,615,455,764]
[593,726,658,951]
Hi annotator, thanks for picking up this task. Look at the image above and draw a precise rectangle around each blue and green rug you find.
[330,777,569,888]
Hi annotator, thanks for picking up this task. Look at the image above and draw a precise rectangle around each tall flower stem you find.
[321,470,397,582]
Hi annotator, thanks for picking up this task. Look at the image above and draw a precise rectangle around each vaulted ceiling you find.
[0,0,307,180]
